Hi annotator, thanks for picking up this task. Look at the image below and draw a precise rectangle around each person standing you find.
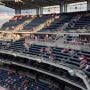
[79,55,88,69]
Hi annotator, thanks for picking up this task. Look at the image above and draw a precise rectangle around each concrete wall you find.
[87,0,90,11]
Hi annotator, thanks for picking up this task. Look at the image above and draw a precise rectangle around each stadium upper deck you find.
[0,0,87,9]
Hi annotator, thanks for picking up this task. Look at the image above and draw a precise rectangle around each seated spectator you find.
[40,47,45,57]
[47,48,55,62]
[45,34,49,41]
[24,37,31,50]
[49,53,55,62]
[61,48,70,53]
[79,55,88,70]
[69,49,75,56]
[45,47,52,54]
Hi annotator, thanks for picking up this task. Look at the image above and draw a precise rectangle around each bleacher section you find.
[39,14,73,32]
[0,0,90,90]
[1,15,31,30]
[0,11,90,33]
[0,11,90,79]
[0,38,90,77]
[73,15,90,29]
[65,12,90,32]
[23,15,52,31]
[0,69,49,90]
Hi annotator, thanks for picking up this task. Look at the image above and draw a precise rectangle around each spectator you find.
[69,49,75,56]
[49,53,55,62]
[24,37,31,50]
[40,48,44,57]
[79,55,88,69]
[45,47,52,54]
[61,48,69,53]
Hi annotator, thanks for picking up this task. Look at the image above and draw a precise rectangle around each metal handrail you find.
[0,49,89,90]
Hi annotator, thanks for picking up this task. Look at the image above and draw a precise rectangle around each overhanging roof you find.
[0,0,87,9]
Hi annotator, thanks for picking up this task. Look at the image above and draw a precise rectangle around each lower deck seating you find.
[27,44,90,76]
[0,39,90,76]
[0,69,49,90]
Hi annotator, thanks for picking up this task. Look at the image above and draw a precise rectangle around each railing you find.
[80,43,90,51]
[29,38,90,51]
[0,49,89,90]
[0,34,89,51]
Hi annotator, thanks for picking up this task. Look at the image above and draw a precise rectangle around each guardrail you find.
[0,49,89,90]
[80,43,90,51]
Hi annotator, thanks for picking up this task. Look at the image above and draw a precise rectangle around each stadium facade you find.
[0,0,90,90]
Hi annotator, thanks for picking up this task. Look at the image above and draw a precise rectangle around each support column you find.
[60,3,64,14]
[87,0,90,11]
[36,8,39,16]
[15,9,21,15]
[60,1,67,14]
[63,3,67,13]
[39,7,43,15]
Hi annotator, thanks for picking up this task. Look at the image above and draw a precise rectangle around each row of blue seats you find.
[39,14,73,32]
[66,15,90,30]
[0,39,90,76]
[8,40,90,64]
[1,12,90,32]
[23,15,52,31]
[0,69,49,90]
[1,16,30,30]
